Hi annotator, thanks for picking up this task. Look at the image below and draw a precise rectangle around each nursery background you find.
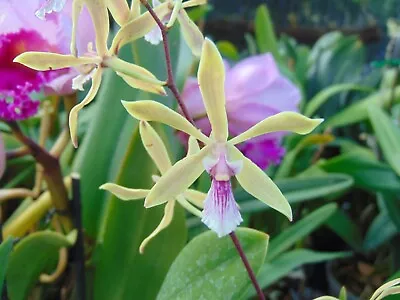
[1,0,400,299]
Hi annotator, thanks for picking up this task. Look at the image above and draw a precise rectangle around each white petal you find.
[35,0,66,20]
[72,68,96,91]
[201,179,242,237]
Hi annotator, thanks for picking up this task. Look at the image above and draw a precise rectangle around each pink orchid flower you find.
[180,53,301,169]
[0,0,94,120]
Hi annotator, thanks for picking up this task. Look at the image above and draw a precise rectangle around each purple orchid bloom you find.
[0,0,95,121]
[180,53,301,169]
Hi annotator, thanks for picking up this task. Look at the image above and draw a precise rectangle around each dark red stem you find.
[140,0,195,125]
[230,232,265,300]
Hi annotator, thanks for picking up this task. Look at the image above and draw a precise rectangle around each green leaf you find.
[94,120,187,300]
[157,228,268,300]
[378,192,400,232]
[368,105,400,176]
[323,86,400,129]
[320,151,400,192]
[236,174,353,214]
[0,238,13,296]
[216,41,239,61]
[364,213,397,251]
[7,231,76,300]
[339,286,347,300]
[267,204,337,261]
[326,210,363,250]
[304,83,373,117]
[252,249,351,296]
[255,4,280,60]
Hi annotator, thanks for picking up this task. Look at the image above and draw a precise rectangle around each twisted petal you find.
[108,0,130,26]
[198,39,228,142]
[139,200,175,254]
[69,68,103,147]
[118,72,167,95]
[183,189,206,208]
[144,145,210,208]
[139,121,172,175]
[122,100,210,144]
[178,9,204,57]
[229,145,292,221]
[72,0,109,55]
[167,0,182,27]
[110,2,170,53]
[100,183,149,200]
[230,112,324,145]
[182,0,207,8]
[14,52,99,71]
[130,0,141,19]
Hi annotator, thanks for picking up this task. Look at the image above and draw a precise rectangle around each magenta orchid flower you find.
[0,0,95,120]
[0,134,5,180]
[180,53,301,169]
[122,39,323,237]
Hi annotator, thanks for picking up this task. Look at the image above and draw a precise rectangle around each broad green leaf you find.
[267,203,337,261]
[250,249,351,297]
[323,86,400,129]
[368,105,400,176]
[7,231,76,300]
[94,119,187,300]
[235,174,353,214]
[378,192,400,232]
[0,237,13,296]
[304,83,373,117]
[255,4,280,60]
[320,151,400,192]
[364,213,397,251]
[326,210,363,251]
[157,228,268,300]
[216,41,239,61]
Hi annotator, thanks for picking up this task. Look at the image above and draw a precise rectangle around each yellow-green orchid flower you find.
[110,0,206,56]
[14,3,167,147]
[121,39,324,237]
[100,121,206,253]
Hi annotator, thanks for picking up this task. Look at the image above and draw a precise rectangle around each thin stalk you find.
[140,1,265,299]
[230,232,265,300]
[6,121,72,232]
[139,0,195,125]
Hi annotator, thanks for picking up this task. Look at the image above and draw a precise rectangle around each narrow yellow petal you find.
[187,136,200,155]
[110,2,170,53]
[14,52,99,71]
[198,39,228,142]
[108,0,130,26]
[144,145,210,208]
[183,189,206,208]
[229,145,292,221]
[130,0,141,19]
[104,56,165,85]
[167,0,182,28]
[69,68,103,148]
[117,72,167,95]
[182,0,207,8]
[176,194,202,216]
[139,200,175,254]
[177,9,204,57]
[70,0,84,55]
[84,0,109,55]
[121,100,210,144]
[230,112,324,145]
[100,183,149,200]
[139,121,172,175]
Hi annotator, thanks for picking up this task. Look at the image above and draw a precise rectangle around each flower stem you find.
[140,2,265,298]
[230,232,265,300]
[139,0,195,125]
[6,121,72,232]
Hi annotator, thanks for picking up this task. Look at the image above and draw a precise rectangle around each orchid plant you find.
[3,0,399,299]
